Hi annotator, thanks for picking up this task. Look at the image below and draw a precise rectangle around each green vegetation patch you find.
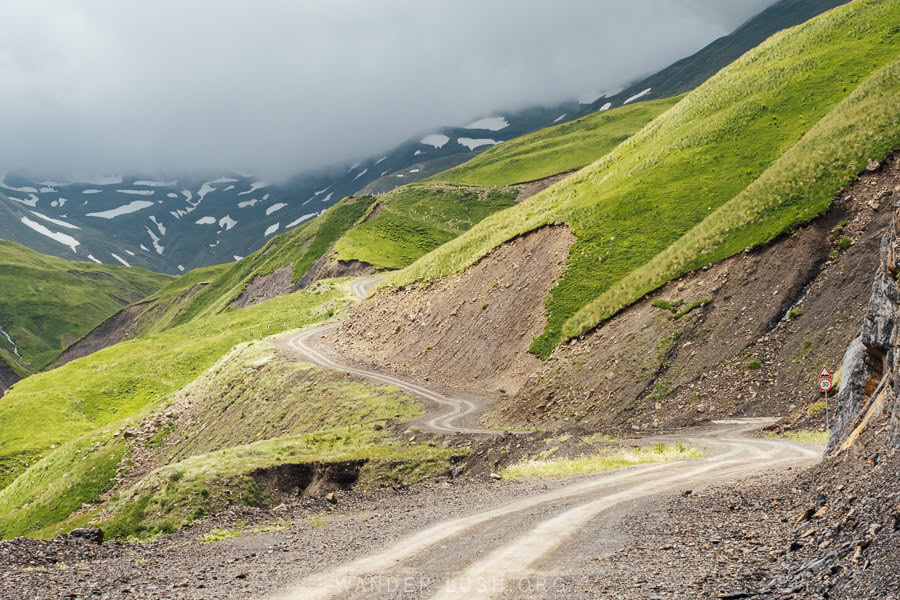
[763,430,830,442]
[0,240,171,369]
[100,431,464,539]
[433,97,681,186]
[387,2,900,357]
[134,195,376,336]
[334,185,518,269]
[0,280,352,492]
[501,442,702,479]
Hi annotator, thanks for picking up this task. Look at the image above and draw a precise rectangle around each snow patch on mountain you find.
[264,223,280,236]
[457,138,499,151]
[623,88,652,105]
[374,156,388,166]
[110,253,130,267]
[86,200,154,219]
[197,183,216,201]
[149,215,166,235]
[20,216,80,252]
[116,189,155,196]
[195,216,216,225]
[266,203,287,216]
[553,114,567,123]
[420,134,450,149]
[314,186,331,196]
[286,213,316,228]
[30,211,79,230]
[219,215,237,230]
[599,102,612,111]
[82,189,103,194]
[238,181,269,196]
[145,227,164,255]
[321,192,334,203]
[352,168,368,181]
[8,195,39,207]
[238,199,259,208]
[464,116,509,131]
[0,179,38,194]
[87,254,102,264]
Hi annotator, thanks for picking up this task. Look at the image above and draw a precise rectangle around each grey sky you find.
[0,0,776,180]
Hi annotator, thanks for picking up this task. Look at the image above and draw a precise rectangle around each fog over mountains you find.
[0,0,774,180]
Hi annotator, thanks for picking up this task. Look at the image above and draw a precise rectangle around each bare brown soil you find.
[53,301,150,367]
[512,170,577,202]
[231,265,295,309]
[331,225,575,398]
[297,255,375,289]
[492,155,900,433]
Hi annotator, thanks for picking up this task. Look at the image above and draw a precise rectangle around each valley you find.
[1,0,899,598]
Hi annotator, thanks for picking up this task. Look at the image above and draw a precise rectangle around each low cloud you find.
[0,0,775,179]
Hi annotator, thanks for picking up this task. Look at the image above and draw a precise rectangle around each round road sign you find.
[818,378,833,392]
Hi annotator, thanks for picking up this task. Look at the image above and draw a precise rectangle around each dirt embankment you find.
[297,255,375,290]
[495,155,900,433]
[512,170,577,202]
[331,226,575,398]
[54,301,150,367]
[0,358,19,395]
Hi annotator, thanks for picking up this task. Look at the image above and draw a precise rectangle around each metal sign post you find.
[818,367,833,430]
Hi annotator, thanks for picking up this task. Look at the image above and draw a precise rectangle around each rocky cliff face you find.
[0,358,18,396]
[828,162,900,452]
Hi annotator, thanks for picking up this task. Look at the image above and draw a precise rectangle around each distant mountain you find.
[572,0,853,117]
[0,0,849,275]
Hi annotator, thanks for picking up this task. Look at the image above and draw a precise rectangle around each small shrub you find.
[748,360,762,369]
[787,307,805,320]
[674,299,711,320]
[807,400,826,414]
[167,471,184,483]
[838,235,853,251]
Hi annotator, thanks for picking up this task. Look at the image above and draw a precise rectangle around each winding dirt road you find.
[273,276,823,599]
[283,276,499,435]
[269,421,819,600]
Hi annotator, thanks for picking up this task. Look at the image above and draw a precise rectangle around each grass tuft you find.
[501,442,702,479]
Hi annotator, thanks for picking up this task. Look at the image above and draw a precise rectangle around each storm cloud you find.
[0,0,776,180]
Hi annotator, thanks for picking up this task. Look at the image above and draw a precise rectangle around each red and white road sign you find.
[819,366,832,379]
[818,378,833,392]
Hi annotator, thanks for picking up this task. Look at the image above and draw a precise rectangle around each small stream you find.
[0,325,21,357]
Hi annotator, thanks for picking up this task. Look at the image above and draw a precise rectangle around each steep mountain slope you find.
[333,185,519,269]
[573,0,854,118]
[0,279,352,494]
[378,0,900,359]
[0,240,171,372]
[431,96,682,187]
[0,2,847,278]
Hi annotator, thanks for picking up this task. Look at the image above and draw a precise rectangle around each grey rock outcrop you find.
[828,207,900,451]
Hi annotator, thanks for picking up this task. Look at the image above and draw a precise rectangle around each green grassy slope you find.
[386,0,900,357]
[0,279,352,492]
[131,195,376,336]
[0,341,463,540]
[432,97,681,187]
[333,185,519,269]
[0,240,172,370]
